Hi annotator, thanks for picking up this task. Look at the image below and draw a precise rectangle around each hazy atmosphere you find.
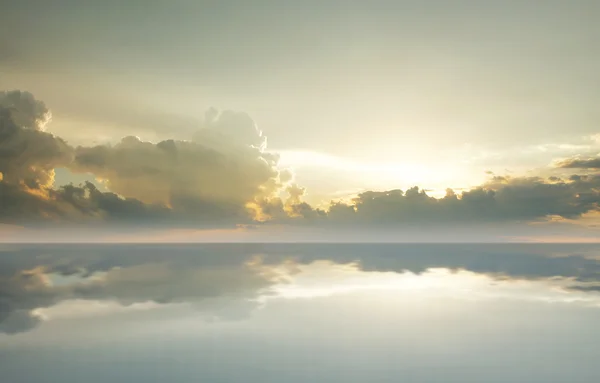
[1,0,599,242]
[3,2,600,382]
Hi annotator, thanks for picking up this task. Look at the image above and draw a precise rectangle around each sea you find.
[2,243,600,382]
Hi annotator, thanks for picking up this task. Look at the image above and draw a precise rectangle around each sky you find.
[1,1,600,241]
[3,243,600,381]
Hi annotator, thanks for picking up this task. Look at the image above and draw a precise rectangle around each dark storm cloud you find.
[557,157,600,169]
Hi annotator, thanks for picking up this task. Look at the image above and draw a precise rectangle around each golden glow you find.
[271,262,474,299]
[21,185,51,200]
[100,227,253,243]
[245,201,270,222]
[276,150,476,198]
[509,236,600,244]
[266,261,599,307]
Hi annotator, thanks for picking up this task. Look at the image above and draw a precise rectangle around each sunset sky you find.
[1,0,600,241]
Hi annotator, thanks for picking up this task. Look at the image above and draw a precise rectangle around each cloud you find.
[250,184,327,223]
[0,309,43,335]
[0,179,172,227]
[51,182,172,223]
[69,110,285,220]
[0,90,51,131]
[322,175,600,226]
[557,157,600,169]
[0,92,72,189]
[0,89,599,232]
[0,91,294,226]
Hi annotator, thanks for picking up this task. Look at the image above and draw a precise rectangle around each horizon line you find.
[1,240,600,245]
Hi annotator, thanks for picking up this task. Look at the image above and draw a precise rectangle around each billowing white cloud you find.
[69,110,286,220]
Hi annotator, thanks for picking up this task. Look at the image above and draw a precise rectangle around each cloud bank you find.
[558,157,600,170]
[0,90,599,232]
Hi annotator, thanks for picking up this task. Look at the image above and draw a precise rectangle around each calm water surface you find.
[2,243,600,382]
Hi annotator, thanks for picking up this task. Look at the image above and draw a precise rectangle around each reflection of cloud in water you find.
[2,243,600,335]
[272,263,600,308]
[0,247,291,334]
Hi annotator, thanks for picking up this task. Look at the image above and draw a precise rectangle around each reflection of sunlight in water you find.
[27,259,600,327]
[271,262,460,299]
[267,261,600,307]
